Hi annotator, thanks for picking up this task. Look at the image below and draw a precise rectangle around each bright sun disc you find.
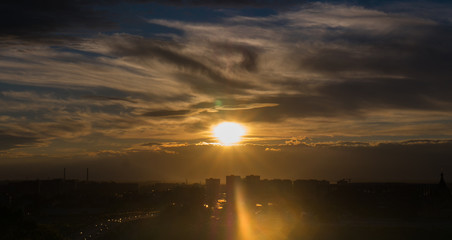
[213,122,246,146]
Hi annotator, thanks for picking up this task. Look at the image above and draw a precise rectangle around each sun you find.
[213,122,246,146]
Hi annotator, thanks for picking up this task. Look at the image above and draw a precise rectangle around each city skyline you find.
[1,0,452,182]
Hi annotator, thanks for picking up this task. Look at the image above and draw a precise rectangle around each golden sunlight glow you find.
[213,122,246,146]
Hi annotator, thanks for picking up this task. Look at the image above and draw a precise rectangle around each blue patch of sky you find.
[100,2,278,38]
[320,0,449,8]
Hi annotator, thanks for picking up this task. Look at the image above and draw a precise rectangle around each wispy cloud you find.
[1,1,452,157]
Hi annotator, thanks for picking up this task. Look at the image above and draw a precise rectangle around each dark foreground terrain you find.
[2,177,452,239]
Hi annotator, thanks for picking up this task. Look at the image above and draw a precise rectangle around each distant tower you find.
[438,172,451,198]
[86,168,89,182]
[440,172,446,186]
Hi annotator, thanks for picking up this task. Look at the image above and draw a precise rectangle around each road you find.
[73,211,159,240]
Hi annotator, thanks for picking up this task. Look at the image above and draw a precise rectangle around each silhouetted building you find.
[244,175,260,184]
[243,175,261,204]
[205,178,220,207]
[226,175,241,204]
[293,179,329,208]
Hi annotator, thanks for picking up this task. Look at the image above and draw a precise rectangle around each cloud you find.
[209,42,261,72]
[142,109,191,117]
[284,137,309,146]
[0,131,41,151]
[125,141,187,153]
[409,139,452,144]
[82,95,138,103]
[1,1,452,157]
[144,3,452,125]
[265,147,281,151]
[96,34,256,95]
[141,142,162,146]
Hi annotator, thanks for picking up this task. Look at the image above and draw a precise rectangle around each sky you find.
[1,0,452,182]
